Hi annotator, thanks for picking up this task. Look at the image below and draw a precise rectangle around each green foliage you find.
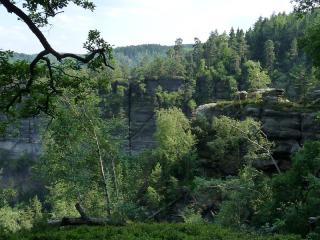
[289,64,318,101]
[264,40,276,73]
[0,182,16,208]
[145,186,161,209]
[0,196,43,234]
[3,3,320,238]
[114,44,170,68]
[257,141,320,236]
[127,11,320,106]
[246,11,319,98]
[216,167,272,228]
[3,224,302,240]
[180,207,205,224]
[301,18,320,67]
[243,60,271,90]
[45,182,79,218]
[20,0,95,27]
[195,116,273,174]
[155,86,182,109]
[141,56,186,80]
[0,51,30,115]
[37,90,126,217]
[133,108,198,215]
[154,108,196,165]
[0,206,21,234]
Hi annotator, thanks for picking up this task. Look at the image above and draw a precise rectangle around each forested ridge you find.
[1,0,320,239]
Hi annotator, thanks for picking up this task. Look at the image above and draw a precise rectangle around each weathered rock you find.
[248,88,288,104]
[195,103,218,118]
[274,140,301,154]
[302,113,320,141]
[261,88,285,97]
[309,89,320,102]
[235,91,248,100]
[244,106,261,118]
[262,109,300,118]
[194,100,319,170]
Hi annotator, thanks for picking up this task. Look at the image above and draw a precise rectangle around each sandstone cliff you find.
[195,97,320,171]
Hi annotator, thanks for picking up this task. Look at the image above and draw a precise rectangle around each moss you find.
[4,223,302,240]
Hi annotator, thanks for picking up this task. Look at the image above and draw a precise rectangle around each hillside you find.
[10,44,193,68]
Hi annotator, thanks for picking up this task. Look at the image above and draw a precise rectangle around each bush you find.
[194,116,273,176]
[4,223,302,240]
[254,141,320,235]
[0,197,43,234]
[180,207,204,224]
[215,166,272,228]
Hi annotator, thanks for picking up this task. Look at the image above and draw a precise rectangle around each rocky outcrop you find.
[195,99,320,170]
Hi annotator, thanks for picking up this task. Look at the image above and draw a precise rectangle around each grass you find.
[4,223,302,240]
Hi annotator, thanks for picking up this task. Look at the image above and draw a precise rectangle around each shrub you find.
[254,141,320,235]
[180,207,204,224]
[4,224,302,240]
[0,197,43,234]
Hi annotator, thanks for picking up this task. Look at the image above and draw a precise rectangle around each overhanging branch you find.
[0,0,113,112]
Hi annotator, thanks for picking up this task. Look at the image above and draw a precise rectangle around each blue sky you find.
[0,0,293,54]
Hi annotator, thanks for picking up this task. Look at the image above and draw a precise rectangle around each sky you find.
[0,0,294,54]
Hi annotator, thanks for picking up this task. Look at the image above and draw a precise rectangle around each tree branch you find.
[0,0,55,53]
[0,0,113,112]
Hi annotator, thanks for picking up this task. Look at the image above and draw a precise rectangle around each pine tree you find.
[229,27,238,51]
[264,40,276,73]
[236,29,248,64]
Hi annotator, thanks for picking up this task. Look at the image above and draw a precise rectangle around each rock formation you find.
[195,89,320,170]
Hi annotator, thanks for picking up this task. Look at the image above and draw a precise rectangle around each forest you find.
[1,0,320,239]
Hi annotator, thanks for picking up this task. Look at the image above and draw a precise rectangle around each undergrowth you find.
[4,223,302,240]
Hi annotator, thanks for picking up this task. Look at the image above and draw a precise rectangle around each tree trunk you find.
[92,126,112,216]
[48,203,125,226]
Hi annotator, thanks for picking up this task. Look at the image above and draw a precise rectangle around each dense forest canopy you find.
[1,0,320,239]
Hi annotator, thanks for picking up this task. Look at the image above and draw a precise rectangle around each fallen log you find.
[48,203,125,227]
[60,217,113,226]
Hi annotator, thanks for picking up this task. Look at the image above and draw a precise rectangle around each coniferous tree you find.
[264,40,276,74]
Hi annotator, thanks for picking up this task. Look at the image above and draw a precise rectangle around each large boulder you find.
[235,91,248,101]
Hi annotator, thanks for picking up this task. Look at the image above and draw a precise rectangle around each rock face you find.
[0,78,185,158]
[0,78,185,192]
[129,78,184,153]
[195,100,320,170]
[0,117,42,199]
[0,118,41,161]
